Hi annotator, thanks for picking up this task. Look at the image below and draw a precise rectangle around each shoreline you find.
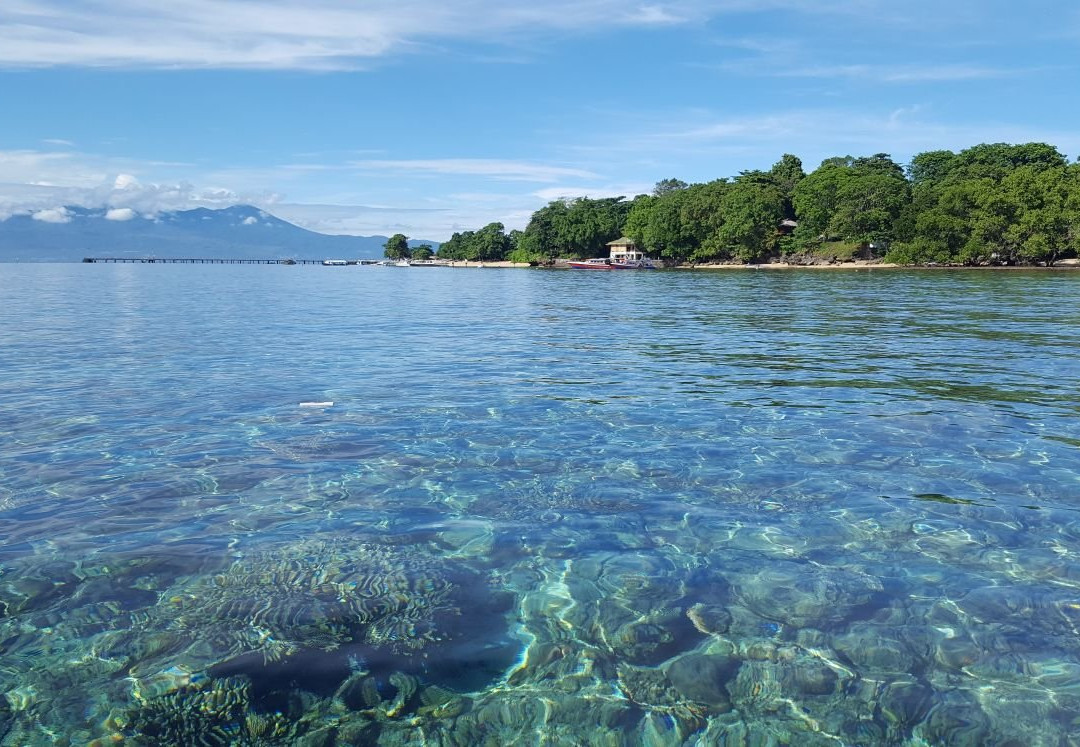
[680,258,1080,271]
[444,260,531,268]
[13,257,1077,270]
[541,257,1080,271]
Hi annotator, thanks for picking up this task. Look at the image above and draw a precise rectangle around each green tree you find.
[561,197,630,257]
[383,233,410,260]
[625,192,693,261]
[436,231,469,260]
[947,142,1067,182]
[625,180,728,263]
[653,178,689,197]
[714,173,784,262]
[793,154,908,254]
[411,244,434,260]
[836,157,910,250]
[435,224,511,261]
[474,222,512,261]
[908,150,956,186]
[518,200,571,261]
[506,229,535,264]
[894,142,1074,265]
[768,154,805,220]
[681,180,730,262]
[792,158,850,243]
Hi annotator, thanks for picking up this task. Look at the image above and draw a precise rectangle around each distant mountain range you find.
[0,205,439,262]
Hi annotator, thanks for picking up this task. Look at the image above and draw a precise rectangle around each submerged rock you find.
[732,563,885,629]
[790,660,839,695]
[685,603,732,635]
[664,653,738,710]
[877,679,934,730]
[957,585,1080,637]
[934,635,981,670]
[832,625,918,676]
[914,694,991,746]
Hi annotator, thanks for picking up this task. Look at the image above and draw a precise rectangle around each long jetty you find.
[82,257,380,265]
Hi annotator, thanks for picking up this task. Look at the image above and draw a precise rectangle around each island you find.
[396,142,1079,269]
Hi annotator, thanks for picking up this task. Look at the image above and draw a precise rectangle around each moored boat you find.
[607,237,658,269]
[568,258,615,270]
[569,237,658,269]
[609,259,658,270]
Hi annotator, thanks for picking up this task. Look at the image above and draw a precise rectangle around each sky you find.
[0,0,1077,240]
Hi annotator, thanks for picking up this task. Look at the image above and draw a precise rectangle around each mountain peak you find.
[0,204,440,262]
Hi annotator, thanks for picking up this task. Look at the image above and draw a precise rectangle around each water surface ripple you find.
[1,265,1080,745]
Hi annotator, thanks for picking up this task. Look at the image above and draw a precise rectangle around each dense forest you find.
[428,142,1080,266]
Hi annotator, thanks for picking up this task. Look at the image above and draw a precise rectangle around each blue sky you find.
[1,1,1077,240]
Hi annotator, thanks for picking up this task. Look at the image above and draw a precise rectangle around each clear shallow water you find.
[1,264,1080,745]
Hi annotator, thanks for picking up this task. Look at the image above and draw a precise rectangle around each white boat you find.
[609,258,658,270]
[568,258,614,270]
[322,259,348,266]
[394,260,411,267]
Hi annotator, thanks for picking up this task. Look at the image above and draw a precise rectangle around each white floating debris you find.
[299,401,333,408]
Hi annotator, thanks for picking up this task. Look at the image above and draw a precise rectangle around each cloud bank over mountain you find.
[1,1,1075,240]
[0,204,439,262]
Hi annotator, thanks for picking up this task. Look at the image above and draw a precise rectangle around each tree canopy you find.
[507,197,632,263]
[410,244,434,260]
[382,233,410,260]
[442,142,1080,267]
[438,223,513,262]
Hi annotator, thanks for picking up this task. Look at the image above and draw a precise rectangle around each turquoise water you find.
[2,264,1080,745]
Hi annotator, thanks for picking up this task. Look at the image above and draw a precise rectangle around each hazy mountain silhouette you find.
[0,205,438,261]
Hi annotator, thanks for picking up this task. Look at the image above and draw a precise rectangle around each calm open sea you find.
[1,264,1079,745]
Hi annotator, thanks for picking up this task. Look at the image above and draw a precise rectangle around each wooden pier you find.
[82,257,379,265]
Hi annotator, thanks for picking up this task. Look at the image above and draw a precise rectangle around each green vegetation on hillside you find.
[437,143,1080,266]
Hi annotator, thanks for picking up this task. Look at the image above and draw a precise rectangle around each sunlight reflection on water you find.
[0,265,1079,744]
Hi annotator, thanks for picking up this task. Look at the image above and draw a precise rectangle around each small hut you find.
[606,237,644,264]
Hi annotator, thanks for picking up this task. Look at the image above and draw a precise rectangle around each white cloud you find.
[352,158,599,182]
[877,65,1032,83]
[622,107,1080,173]
[0,0,1062,77]
[41,138,74,146]
[532,182,650,201]
[0,1,793,70]
[31,207,71,223]
[0,149,82,183]
[241,216,258,225]
[625,5,685,24]
[104,207,135,221]
[750,62,1043,84]
[0,149,278,220]
[272,198,538,239]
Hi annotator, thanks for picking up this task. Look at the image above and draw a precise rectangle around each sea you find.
[1,263,1079,745]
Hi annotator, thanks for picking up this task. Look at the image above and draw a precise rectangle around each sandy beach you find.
[444,260,532,268]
